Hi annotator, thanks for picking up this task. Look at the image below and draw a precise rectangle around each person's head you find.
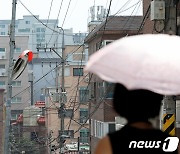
[113,83,163,122]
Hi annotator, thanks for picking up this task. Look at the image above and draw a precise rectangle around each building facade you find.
[85,15,143,153]
[45,44,90,153]
[12,101,47,154]
[0,36,30,121]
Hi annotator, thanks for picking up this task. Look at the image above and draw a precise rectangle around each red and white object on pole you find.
[12,49,33,80]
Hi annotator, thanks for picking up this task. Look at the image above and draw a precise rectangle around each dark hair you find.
[113,83,163,122]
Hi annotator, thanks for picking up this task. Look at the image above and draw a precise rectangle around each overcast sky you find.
[0,0,142,33]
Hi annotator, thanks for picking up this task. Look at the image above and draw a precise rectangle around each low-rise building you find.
[12,101,47,154]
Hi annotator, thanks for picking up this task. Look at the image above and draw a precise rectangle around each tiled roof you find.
[35,101,45,107]
[85,16,143,42]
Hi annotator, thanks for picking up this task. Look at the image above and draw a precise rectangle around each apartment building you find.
[0,16,89,104]
[0,36,30,121]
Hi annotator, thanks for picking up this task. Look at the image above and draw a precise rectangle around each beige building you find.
[0,36,30,121]
[45,45,90,153]
[0,89,5,153]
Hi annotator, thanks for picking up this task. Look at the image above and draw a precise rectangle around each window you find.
[12,81,21,87]
[98,82,104,99]
[80,108,88,123]
[0,48,5,52]
[36,33,45,43]
[25,21,30,24]
[36,43,45,48]
[73,53,86,61]
[36,38,45,43]
[0,64,5,69]
[0,25,5,28]
[12,97,22,103]
[18,28,30,32]
[0,81,5,86]
[105,82,115,99]
[80,129,89,143]
[96,40,113,50]
[90,82,96,100]
[36,28,45,32]
[109,123,116,133]
[0,32,5,35]
[73,68,83,76]
[79,87,89,103]
[14,47,21,53]
[11,110,23,120]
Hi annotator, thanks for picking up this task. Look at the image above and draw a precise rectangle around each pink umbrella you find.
[85,34,180,95]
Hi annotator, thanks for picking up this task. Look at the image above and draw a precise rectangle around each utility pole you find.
[162,0,177,136]
[150,0,178,136]
[28,71,34,105]
[4,0,17,153]
[57,26,66,154]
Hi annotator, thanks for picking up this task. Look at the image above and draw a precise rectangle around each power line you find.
[18,0,61,35]
[120,0,142,31]
[137,3,150,34]
[66,46,86,131]
[47,0,64,46]
[46,0,54,26]
[61,0,72,27]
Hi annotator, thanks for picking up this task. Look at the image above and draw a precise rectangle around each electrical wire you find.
[120,0,142,31]
[46,0,65,47]
[61,0,72,27]
[18,0,60,34]
[137,3,150,34]
[46,0,54,26]
[66,47,85,131]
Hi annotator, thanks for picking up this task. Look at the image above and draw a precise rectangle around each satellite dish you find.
[12,50,33,80]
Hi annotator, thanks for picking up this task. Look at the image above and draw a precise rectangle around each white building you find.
[0,15,75,56]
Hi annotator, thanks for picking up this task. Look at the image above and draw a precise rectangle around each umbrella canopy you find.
[85,34,180,95]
